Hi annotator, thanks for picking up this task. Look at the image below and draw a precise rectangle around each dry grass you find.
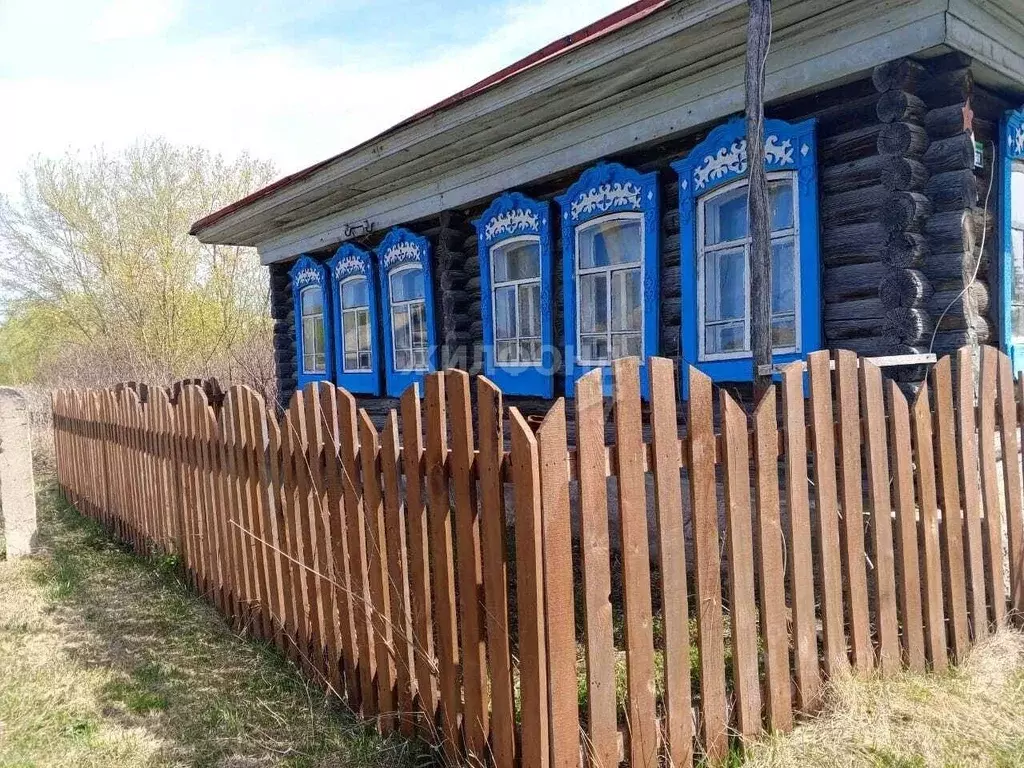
[743,628,1024,768]
[0,480,422,767]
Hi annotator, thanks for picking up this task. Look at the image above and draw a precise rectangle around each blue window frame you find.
[474,192,554,397]
[290,255,332,389]
[556,162,659,397]
[672,117,821,389]
[328,243,381,395]
[377,228,438,397]
[1001,106,1024,374]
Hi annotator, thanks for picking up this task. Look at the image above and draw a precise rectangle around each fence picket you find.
[807,351,849,676]
[649,358,695,762]
[834,349,872,671]
[720,389,762,740]
[399,384,439,731]
[955,348,987,639]
[423,373,460,756]
[911,383,948,670]
[977,347,1005,628]
[445,370,488,755]
[780,364,821,711]
[752,388,792,731]
[476,376,515,767]
[932,356,970,659]
[1003,361,1024,615]
[860,362,899,673]
[509,407,550,768]
[687,366,728,762]
[574,369,618,768]
[613,358,658,767]
[537,399,580,768]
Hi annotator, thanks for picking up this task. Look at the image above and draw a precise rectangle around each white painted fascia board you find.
[195,0,744,244]
[255,0,948,264]
[945,0,1024,84]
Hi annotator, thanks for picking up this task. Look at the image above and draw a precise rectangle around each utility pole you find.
[746,0,772,397]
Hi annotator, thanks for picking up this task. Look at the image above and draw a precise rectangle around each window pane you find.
[496,340,517,363]
[705,249,745,322]
[345,351,359,371]
[611,333,642,359]
[705,187,748,245]
[772,315,797,349]
[1013,168,1024,228]
[395,349,411,370]
[359,351,372,369]
[519,282,541,338]
[610,268,642,332]
[410,301,427,347]
[769,181,795,232]
[579,273,608,333]
[301,286,323,316]
[390,267,424,302]
[357,308,370,352]
[343,311,358,358]
[313,321,325,358]
[493,240,540,283]
[706,322,745,355]
[341,277,369,308]
[771,239,796,314]
[494,285,517,340]
[579,219,641,268]
[1013,228,1024,341]
[413,348,428,369]
[581,335,608,362]
[392,306,410,351]
[520,339,542,363]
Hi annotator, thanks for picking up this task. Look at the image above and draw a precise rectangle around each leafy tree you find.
[0,139,277,395]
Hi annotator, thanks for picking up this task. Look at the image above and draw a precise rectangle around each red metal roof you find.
[189,0,669,237]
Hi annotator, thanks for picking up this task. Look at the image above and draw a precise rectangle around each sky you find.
[0,0,631,199]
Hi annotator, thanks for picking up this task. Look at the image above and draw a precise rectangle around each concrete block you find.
[0,387,36,557]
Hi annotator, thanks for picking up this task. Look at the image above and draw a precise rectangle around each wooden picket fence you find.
[51,346,1024,767]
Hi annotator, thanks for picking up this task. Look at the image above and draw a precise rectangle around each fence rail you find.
[52,346,1024,767]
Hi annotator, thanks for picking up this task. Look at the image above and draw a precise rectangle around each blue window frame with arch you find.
[474,192,554,397]
[377,228,438,397]
[328,243,382,395]
[290,255,332,389]
[671,117,821,390]
[1001,106,1024,374]
[556,162,660,397]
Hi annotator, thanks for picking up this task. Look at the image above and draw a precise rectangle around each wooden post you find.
[746,0,773,394]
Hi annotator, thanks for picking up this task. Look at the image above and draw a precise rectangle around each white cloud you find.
[0,0,629,201]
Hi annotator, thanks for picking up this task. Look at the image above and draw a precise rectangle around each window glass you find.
[390,265,429,372]
[490,238,543,365]
[1013,168,1024,229]
[579,273,608,334]
[493,240,540,282]
[579,219,641,268]
[300,286,326,373]
[1011,166,1024,342]
[699,175,800,359]
[341,277,369,308]
[390,267,425,302]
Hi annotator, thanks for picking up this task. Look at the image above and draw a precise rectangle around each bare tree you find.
[0,139,277,391]
[746,0,773,396]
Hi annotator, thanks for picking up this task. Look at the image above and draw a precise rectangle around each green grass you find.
[0,480,422,768]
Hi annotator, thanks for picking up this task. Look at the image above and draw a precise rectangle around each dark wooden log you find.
[440,271,467,291]
[882,232,928,269]
[877,90,927,124]
[883,306,932,345]
[825,317,886,340]
[922,132,975,174]
[879,268,933,309]
[880,192,933,232]
[824,297,885,321]
[821,126,884,163]
[872,59,926,93]
[808,94,881,136]
[921,252,989,284]
[878,123,929,157]
[925,210,973,255]
[823,262,887,302]
[822,185,884,225]
[919,68,972,108]
[823,222,886,266]
[834,336,923,358]
[822,155,886,195]
[931,329,987,355]
[881,157,928,192]
[663,207,681,234]
[924,103,972,139]
[662,265,681,298]
[927,283,991,320]
[924,169,978,212]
